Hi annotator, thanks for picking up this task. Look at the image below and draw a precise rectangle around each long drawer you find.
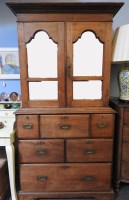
[40,115,89,138]
[19,163,112,192]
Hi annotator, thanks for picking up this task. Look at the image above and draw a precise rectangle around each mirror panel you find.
[73,81,102,99]
[27,31,57,78]
[29,81,58,100]
[73,31,103,76]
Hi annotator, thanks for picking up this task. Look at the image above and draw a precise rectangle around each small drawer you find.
[123,126,129,141]
[16,115,39,139]
[124,108,129,124]
[67,139,113,162]
[121,161,129,181]
[122,142,129,160]
[18,139,64,163]
[91,114,114,138]
[40,115,89,138]
[20,163,112,192]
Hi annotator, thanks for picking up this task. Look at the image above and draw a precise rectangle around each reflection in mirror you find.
[73,81,102,99]
[73,31,103,76]
[29,81,58,100]
[27,31,57,78]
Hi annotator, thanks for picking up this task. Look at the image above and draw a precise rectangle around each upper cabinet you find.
[6,1,124,108]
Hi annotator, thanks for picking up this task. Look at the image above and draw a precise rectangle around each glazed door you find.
[66,22,112,107]
[19,21,112,108]
[19,22,65,107]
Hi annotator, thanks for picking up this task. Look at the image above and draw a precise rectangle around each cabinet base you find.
[18,191,114,200]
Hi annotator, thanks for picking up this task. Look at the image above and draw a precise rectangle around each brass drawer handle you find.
[84,149,95,154]
[83,176,95,181]
[60,124,71,130]
[97,122,106,128]
[36,149,48,155]
[23,124,33,129]
[37,176,48,181]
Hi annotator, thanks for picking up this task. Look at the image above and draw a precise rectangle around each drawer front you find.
[121,161,129,181]
[16,115,39,139]
[122,142,129,160]
[67,139,113,162]
[18,139,64,163]
[40,115,89,138]
[91,114,114,138]
[123,126,129,141]
[124,109,129,124]
[20,163,111,192]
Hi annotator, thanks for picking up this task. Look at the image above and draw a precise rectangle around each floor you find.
[8,183,129,200]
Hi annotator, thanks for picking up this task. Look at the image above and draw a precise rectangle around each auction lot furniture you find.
[6,1,123,200]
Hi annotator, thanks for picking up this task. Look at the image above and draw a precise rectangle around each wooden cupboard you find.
[110,97,129,191]
[6,1,123,200]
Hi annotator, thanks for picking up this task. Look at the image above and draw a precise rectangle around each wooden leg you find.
[6,144,18,200]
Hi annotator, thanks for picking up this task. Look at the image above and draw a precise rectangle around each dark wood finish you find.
[18,191,114,200]
[16,115,39,139]
[91,114,114,138]
[67,139,113,162]
[40,114,89,138]
[0,158,10,200]
[110,97,129,191]
[6,1,124,16]
[6,2,123,200]
[6,2,124,108]
[19,163,112,192]
[18,139,64,163]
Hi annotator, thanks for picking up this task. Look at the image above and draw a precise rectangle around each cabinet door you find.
[19,22,65,107]
[66,22,112,107]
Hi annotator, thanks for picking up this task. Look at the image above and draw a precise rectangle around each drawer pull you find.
[37,176,48,181]
[23,124,33,129]
[60,124,71,130]
[36,149,48,155]
[84,149,95,154]
[97,122,106,128]
[83,176,95,181]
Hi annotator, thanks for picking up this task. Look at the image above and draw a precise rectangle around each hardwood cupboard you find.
[6,1,123,200]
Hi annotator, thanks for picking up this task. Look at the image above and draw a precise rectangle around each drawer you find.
[121,161,129,181]
[20,163,112,192]
[18,139,64,163]
[40,115,89,138]
[124,108,129,124]
[16,115,39,138]
[123,126,129,141]
[67,139,113,162]
[91,114,114,138]
[122,142,129,160]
